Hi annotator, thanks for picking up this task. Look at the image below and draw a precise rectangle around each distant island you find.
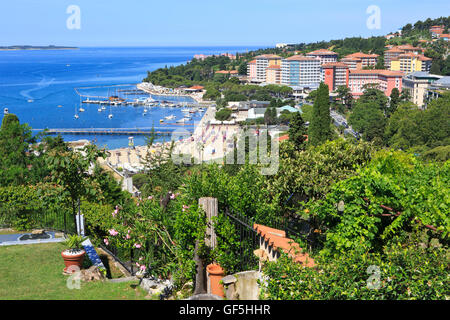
[0,45,79,51]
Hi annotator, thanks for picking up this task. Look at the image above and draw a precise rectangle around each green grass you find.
[0,243,151,300]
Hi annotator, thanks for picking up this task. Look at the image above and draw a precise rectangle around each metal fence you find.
[223,208,260,271]
[223,207,317,270]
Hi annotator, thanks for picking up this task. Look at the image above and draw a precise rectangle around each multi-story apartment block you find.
[306,49,338,65]
[402,71,442,107]
[247,60,257,82]
[266,65,282,84]
[348,69,403,98]
[390,53,432,73]
[384,45,424,68]
[281,55,322,87]
[342,52,379,69]
[249,54,282,83]
[322,62,349,91]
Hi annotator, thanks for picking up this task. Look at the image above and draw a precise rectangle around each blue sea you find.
[0,46,255,149]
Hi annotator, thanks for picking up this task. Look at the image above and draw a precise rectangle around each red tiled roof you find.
[255,54,282,59]
[349,69,404,77]
[188,85,204,90]
[285,54,318,61]
[215,70,238,74]
[322,62,349,68]
[307,49,338,56]
[345,52,379,59]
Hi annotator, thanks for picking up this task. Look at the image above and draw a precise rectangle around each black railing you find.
[223,208,260,271]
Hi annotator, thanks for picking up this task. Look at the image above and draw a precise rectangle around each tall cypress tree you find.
[308,82,332,146]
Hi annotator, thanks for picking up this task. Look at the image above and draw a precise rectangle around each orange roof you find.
[307,49,338,56]
[349,69,404,77]
[188,85,204,90]
[439,34,450,38]
[322,62,349,68]
[255,54,281,60]
[345,52,379,59]
[248,60,256,64]
[285,54,318,61]
[254,224,315,267]
[215,70,238,74]
[393,53,432,61]
[278,134,289,141]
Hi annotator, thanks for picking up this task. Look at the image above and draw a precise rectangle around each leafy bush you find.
[261,240,449,300]
[215,108,233,121]
[307,151,449,257]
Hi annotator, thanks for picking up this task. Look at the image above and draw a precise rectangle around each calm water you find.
[0,46,254,149]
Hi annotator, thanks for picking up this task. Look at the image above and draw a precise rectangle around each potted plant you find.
[61,234,87,274]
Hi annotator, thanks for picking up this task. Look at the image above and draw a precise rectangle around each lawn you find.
[0,242,151,300]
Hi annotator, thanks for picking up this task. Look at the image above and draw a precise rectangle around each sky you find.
[0,0,449,47]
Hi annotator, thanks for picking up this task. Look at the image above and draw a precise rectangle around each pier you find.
[31,127,193,136]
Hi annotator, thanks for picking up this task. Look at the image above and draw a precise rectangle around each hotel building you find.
[249,54,282,83]
[306,49,338,65]
[322,62,349,92]
[342,52,379,69]
[390,53,432,73]
[402,71,442,107]
[266,65,282,84]
[348,69,403,98]
[281,55,322,87]
[384,45,425,68]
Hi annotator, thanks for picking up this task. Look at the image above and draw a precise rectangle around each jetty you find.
[31,128,192,136]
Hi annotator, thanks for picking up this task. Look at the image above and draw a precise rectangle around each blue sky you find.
[0,0,448,47]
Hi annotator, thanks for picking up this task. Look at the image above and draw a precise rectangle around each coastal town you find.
[96,22,450,178]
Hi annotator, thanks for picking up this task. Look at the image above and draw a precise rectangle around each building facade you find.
[252,54,282,83]
[281,55,322,87]
[306,49,338,65]
[348,69,403,98]
[322,62,349,92]
[343,52,379,69]
[390,54,432,73]
[402,71,442,107]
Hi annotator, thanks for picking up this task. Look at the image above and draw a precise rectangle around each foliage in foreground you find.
[261,238,449,300]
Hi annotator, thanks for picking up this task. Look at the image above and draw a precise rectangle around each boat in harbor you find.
[108,113,114,119]
[79,107,85,112]
[98,107,102,112]
[181,108,190,113]
[57,105,63,108]
[165,115,176,120]
[160,119,164,123]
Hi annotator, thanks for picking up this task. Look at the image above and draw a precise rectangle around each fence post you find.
[198,197,218,295]
[199,197,218,250]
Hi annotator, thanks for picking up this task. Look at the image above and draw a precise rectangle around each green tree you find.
[45,144,107,229]
[308,82,332,146]
[287,112,307,150]
[388,87,401,116]
[0,114,36,186]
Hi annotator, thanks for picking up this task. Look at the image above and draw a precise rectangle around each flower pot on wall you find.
[206,263,225,298]
[61,250,86,273]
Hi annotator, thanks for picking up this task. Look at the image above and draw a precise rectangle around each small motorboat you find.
[74,114,79,119]
[79,107,85,112]
[4,107,9,115]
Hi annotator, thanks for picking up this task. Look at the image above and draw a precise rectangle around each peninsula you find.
[0,45,79,51]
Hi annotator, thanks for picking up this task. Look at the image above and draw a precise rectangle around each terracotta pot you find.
[61,250,86,273]
[207,263,225,297]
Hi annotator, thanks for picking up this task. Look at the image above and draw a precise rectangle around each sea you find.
[0,46,256,149]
